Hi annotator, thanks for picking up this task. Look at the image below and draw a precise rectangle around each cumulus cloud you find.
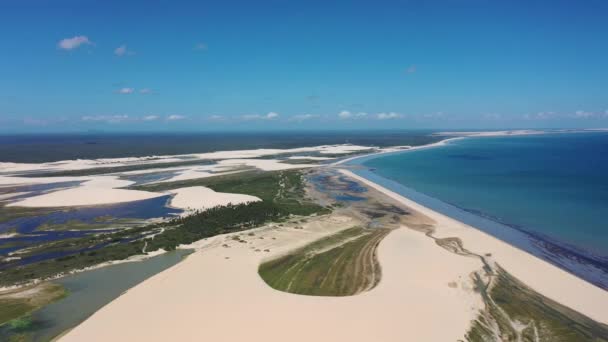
[208,115,225,121]
[81,115,129,123]
[289,114,320,122]
[114,44,134,56]
[167,114,186,121]
[58,35,93,50]
[143,115,159,121]
[139,88,153,94]
[117,87,134,94]
[266,112,279,119]
[338,111,367,119]
[241,112,280,120]
[574,110,593,118]
[376,112,402,120]
[523,112,555,120]
[338,110,352,119]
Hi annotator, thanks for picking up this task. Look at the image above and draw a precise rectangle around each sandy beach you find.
[342,170,608,324]
[60,212,483,342]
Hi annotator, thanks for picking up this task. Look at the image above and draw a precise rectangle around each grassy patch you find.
[0,206,60,225]
[35,217,138,231]
[259,227,389,296]
[0,282,66,327]
[466,267,608,342]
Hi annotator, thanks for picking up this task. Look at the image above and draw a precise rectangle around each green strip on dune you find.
[259,227,389,297]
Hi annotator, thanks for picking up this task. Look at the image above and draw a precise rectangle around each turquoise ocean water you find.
[350,133,608,289]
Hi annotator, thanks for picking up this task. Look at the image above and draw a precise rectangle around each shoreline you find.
[339,132,608,289]
[339,169,608,324]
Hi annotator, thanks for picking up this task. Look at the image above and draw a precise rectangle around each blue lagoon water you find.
[352,133,608,288]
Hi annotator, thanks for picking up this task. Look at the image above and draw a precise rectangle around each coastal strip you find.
[339,169,608,324]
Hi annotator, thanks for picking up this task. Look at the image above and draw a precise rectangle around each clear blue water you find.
[352,133,608,288]
[0,249,192,341]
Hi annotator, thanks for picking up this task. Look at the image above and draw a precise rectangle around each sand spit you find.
[168,186,261,214]
[341,170,608,324]
[60,213,482,342]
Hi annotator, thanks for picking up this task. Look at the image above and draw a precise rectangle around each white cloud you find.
[81,115,129,123]
[143,115,159,121]
[117,87,134,94]
[114,44,134,56]
[241,112,280,120]
[167,114,186,121]
[208,115,225,121]
[338,110,352,119]
[571,110,608,119]
[139,88,152,94]
[290,114,319,122]
[574,110,594,118]
[338,110,367,120]
[376,112,402,120]
[58,35,93,50]
[523,111,555,120]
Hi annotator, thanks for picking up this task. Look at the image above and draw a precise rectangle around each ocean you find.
[351,133,608,289]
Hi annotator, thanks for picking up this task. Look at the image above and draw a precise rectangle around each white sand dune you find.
[0,144,375,176]
[6,176,164,208]
[341,170,608,324]
[168,186,261,213]
[59,214,482,342]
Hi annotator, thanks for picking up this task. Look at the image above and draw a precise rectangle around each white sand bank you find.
[7,176,164,208]
[60,213,482,341]
[341,169,608,324]
[0,144,374,176]
[167,186,260,213]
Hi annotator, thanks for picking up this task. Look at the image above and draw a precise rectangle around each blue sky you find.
[1,0,607,132]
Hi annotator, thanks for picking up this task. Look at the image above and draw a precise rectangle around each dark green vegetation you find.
[0,206,59,225]
[0,170,329,287]
[0,283,66,327]
[35,218,138,231]
[132,170,326,217]
[259,227,389,296]
[466,267,608,342]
